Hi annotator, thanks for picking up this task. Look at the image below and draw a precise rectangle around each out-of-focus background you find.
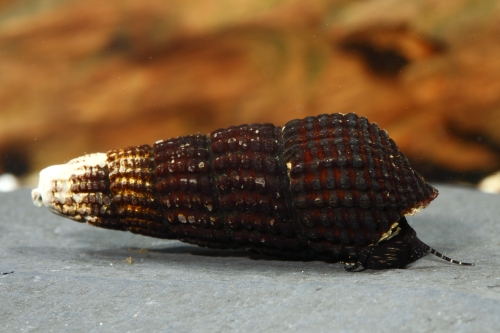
[1,0,500,192]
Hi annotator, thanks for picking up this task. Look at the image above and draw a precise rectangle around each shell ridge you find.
[205,133,234,247]
[105,145,173,238]
[208,124,307,254]
[278,125,309,249]
[153,134,233,248]
[341,113,371,245]
[350,115,390,242]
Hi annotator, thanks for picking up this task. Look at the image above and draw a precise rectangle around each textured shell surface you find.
[32,113,472,270]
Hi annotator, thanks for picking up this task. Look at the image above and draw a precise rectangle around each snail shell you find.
[32,113,472,270]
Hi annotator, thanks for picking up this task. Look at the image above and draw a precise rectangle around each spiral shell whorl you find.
[209,123,304,252]
[282,113,438,254]
[154,134,230,248]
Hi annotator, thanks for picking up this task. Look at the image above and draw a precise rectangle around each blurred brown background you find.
[1,0,500,187]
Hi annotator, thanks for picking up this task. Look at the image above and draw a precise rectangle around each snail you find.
[31,113,473,271]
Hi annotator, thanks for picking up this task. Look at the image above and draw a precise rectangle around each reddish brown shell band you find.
[283,113,438,255]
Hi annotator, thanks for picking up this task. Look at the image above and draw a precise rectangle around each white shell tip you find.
[32,153,107,212]
[31,188,43,207]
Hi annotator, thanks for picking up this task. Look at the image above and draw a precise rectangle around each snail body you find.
[32,113,472,270]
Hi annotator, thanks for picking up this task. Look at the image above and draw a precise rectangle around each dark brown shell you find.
[34,113,471,270]
[282,113,437,254]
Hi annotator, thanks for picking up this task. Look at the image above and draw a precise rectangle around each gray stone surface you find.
[1,185,500,332]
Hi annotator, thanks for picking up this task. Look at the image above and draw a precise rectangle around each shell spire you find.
[31,113,473,270]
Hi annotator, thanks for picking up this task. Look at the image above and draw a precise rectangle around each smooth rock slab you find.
[1,185,500,332]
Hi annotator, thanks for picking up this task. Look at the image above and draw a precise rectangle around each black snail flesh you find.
[31,113,473,271]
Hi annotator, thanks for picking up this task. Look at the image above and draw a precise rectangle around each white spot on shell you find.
[255,177,265,187]
[178,214,187,223]
[72,193,83,204]
[31,188,43,207]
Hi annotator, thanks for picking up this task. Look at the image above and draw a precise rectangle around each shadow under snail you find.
[31,113,473,271]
